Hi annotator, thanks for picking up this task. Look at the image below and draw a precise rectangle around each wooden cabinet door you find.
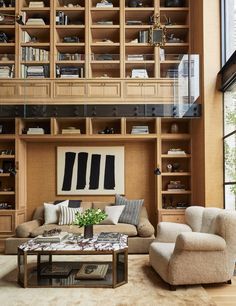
[124,82,157,98]
[54,82,86,98]
[87,82,121,98]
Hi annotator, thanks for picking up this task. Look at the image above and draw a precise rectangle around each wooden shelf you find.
[0,191,15,195]
[0,155,15,159]
[161,190,191,194]
[0,173,11,177]
[161,172,191,176]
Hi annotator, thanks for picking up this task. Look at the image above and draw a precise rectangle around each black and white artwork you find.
[57,146,124,195]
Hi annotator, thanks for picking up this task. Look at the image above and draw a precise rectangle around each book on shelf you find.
[96,20,113,25]
[29,1,45,7]
[21,31,32,43]
[126,20,143,25]
[138,30,149,43]
[167,149,186,155]
[159,48,165,61]
[0,65,14,78]
[40,263,71,277]
[56,66,84,78]
[75,263,109,280]
[97,232,121,243]
[131,69,148,78]
[22,65,49,78]
[127,54,144,61]
[22,47,49,61]
[131,125,149,134]
[61,128,81,134]
[27,127,45,135]
[34,231,69,243]
[167,188,186,192]
[26,18,45,26]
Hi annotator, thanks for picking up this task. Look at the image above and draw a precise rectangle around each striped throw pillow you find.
[58,206,83,225]
[115,194,144,226]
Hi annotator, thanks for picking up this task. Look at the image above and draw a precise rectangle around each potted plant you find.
[74,208,107,239]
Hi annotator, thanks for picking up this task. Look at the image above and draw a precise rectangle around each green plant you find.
[73,208,107,227]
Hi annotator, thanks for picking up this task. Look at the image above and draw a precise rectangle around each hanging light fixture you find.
[0,13,24,25]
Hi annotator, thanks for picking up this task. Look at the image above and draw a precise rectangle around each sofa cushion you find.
[44,200,69,224]
[115,194,143,226]
[137,217,155,237]
[16,219,42,238]
[93,202,113,210]
[54,199,82,208]
[100,205,125,225]
[58,206,83,225]
[30,223,138,237]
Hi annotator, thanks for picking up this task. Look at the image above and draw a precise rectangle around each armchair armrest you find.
[16,219,42,238]
[175,232,226,251]
[156,222,192,243]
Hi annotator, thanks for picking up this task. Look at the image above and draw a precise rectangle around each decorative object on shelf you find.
[131,69,148,78]
[96,0,113,8]
[57,146,124,195]
[165,0,184,7]
[172,162,180,172]
[170,123,179,133]
[0,32,8,43]
[154,167,161,175]
[149,14,166,47]
[98,127,114,134]
[128,0,143,7]
[166,164,173,172]
[0,13,24,25]
[167,180,185,191]
[63,36,80,43]
[167,34,184,43]
[75,263,109,279]
[0,202,12,209]
[73,208,107,239]
[167,148,186,155]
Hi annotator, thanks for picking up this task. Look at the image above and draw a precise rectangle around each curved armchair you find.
[149,206,236,290]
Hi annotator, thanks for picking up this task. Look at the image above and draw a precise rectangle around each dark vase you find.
[165,0,184,7]
[84,225,93,239]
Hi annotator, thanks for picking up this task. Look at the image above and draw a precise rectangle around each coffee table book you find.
[34,232,69,243]
[97,232,121,243]
[40,263,71,277]
[75,264,109,280]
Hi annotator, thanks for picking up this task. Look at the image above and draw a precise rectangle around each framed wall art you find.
[57,146,125,195]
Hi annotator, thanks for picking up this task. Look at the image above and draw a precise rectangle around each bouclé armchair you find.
[149,206,236,290]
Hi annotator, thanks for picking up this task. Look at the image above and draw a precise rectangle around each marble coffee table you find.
[18,233,128,288]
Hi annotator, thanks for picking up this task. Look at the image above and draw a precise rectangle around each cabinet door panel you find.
[18,83,51,98]
[0,214,14,233]
[54,83,86,98]
[0,83,17,100]
[124,83,143,97]
[157,82,175,101]
[88,83,121,98]
[161,214,185,223]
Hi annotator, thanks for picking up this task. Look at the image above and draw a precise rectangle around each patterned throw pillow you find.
[58,206,83,225]
[100,205,125,225]
[115,194,144,226]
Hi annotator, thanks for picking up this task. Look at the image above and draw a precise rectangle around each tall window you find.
[221,1,236,209]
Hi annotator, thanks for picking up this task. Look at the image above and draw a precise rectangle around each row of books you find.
[58,53,84,61]
[56,65,84,78]
[22,47,49,62]
[21,65,49,78]
[0,65,14,78]
[167,180,186,191]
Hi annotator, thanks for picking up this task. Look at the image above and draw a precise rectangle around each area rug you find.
[0,254,215,306]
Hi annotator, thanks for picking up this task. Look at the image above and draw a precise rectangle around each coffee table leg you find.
[113,249,128,288]
[17,250,27,288]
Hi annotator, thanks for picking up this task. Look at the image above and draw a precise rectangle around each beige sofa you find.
[5,201,155,254]
[149,206,236,289]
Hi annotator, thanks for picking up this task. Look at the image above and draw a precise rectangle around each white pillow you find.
[58,206,83,225]
[100,205,125,225]
[44,200,69,224]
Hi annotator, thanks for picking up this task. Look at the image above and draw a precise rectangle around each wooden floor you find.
[204,275,236,305]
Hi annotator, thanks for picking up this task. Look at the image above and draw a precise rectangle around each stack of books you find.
[61,127,81,134]
[21,31,32,43]
[97,232,121,243]
[75,263,109,280]
[57,66,84,78]
[127,54,144,61]
[26,18,46,25]
[131,126,149,134]
[22,65,49,78]
[167,149,186,155]
[58,53,83,61]
[27,127,45,135]
[34,231,69,243]
[0,65,14,78]
[29,1,45,7]
[167,180,186,192]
